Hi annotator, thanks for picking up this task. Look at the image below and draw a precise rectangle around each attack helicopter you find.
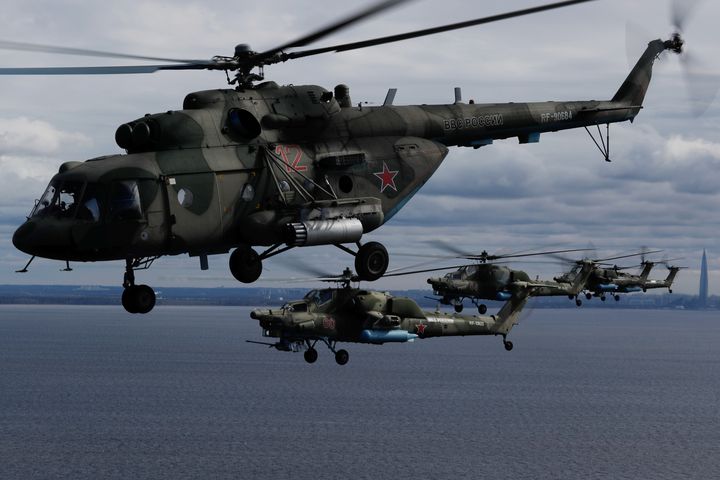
[248,268,532,365]
[4,0,690,314]
[551,250,676,302]
[641,264,683,294]
[391,248,594,313]
[573,259,682,302]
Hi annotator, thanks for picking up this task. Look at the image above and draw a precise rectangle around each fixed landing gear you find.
[121,257,157,314]
[614,294,621,302]
[454,302,464,313]
[228,240,390,285]
[229,245,262,283]
[585,292,592,300]
[304,347,318,364]
[335,349,350,365]
[303,339,350,365]
[122,285,156,314]
[354,241,389,281]
[575,297,583,307]
[600,295,606,302]
[502,335,514,351]
[478,304,487,315]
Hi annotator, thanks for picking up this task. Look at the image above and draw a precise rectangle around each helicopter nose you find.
[12,221,37,255]
[12,219,74,259]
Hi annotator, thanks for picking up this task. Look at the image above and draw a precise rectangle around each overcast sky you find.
[0,0,718,295]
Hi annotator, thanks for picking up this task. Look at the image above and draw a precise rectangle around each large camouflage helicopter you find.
[249,268,532,364]
[4,0,690,314]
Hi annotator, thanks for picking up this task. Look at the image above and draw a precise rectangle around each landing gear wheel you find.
[600,295,606,302]
[575,298,582,307]
[454,303,464,313]
[478,304,487,315]
[614,294,620,302]
[504,340,514,351]
[229,246,262,283]
[334,349,349,365]
[354,242,389,281]
[121,287,139,314]
[121,285,156,314]
[585,292,592,300]
[304,348,318,364]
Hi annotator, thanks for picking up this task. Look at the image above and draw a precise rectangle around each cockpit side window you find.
[76,183,101,222]
[110,181,142,221]
[31,182,58,217]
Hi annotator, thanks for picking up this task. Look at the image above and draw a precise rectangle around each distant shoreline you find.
[0,285,716,310]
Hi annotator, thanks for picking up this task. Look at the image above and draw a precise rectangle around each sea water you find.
[0,305,718,479]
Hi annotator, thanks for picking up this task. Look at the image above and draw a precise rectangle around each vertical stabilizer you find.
[494,290,530,335]
[612,39,668,108]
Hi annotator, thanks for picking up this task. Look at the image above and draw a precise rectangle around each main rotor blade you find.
[594,250,663,264]
[464,248,592,262]
[284,0,597,61]
[0,64,210,75]
[0,39,200,64]
[256,0,411,62]
[384,264,468,278]
[425,239,475,257]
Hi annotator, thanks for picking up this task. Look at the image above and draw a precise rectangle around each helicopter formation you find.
[3,0,692,314]
[422,249,682,313]
[247,245,683,365]
[1,0,702,337]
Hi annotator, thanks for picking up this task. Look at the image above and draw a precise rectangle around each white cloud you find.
[0,117,90,156]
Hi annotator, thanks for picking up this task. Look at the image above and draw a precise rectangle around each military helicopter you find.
[576,259,682,301]
[248,268,532,365]
[552,250,666,302]
[391,248,594,313]
[4,0,690,313]
[640,263,683,294]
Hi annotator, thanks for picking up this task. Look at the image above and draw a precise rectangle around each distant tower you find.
[699,250,708,307]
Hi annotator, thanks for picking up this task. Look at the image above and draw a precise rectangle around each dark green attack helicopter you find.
[4,0,689,313]
[559,257,683,302]
[392,248,594,313]
[249,269,533,365]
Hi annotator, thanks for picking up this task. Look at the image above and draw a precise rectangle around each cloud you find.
[0,117,90,157]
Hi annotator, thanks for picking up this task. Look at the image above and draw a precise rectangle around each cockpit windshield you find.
[31,180,101,222]
[303,289,334,305]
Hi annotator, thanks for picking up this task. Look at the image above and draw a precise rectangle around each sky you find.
[0,0,718,295]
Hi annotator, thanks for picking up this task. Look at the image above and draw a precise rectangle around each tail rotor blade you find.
[681,51,720,116]
[671,0,702,32]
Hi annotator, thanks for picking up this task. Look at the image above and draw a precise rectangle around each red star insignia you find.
[416,323,426,335]
[373,162,399,193]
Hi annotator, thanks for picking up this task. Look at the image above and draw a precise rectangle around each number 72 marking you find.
[275,145,307,173]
